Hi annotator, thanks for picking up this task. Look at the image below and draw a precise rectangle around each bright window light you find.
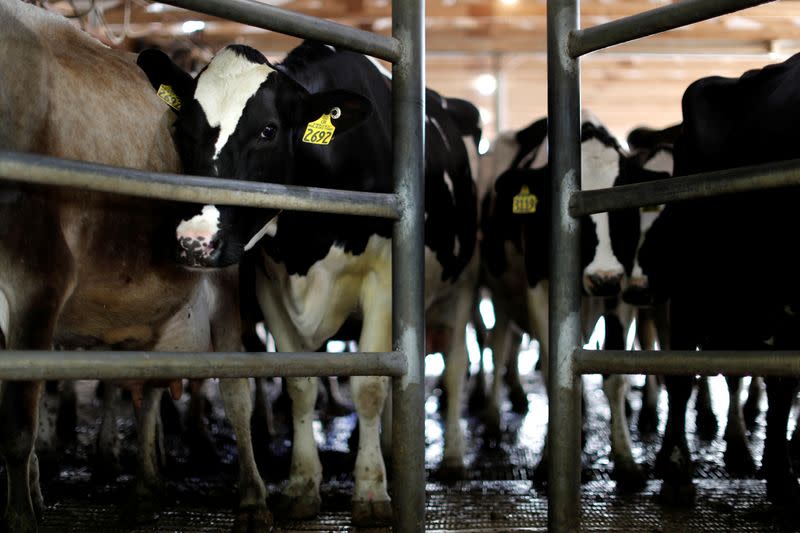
[474,73,497,96]
[182,20,206,33]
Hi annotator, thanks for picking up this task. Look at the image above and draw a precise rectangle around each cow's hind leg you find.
[220,378,271,533]
[723,376,756,477]
[0,381,43,533]
[126,386,164,522]
[764,376,800,505]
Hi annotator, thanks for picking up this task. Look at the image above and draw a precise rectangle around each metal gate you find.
[0,0,426,530]
[547,0,800,531]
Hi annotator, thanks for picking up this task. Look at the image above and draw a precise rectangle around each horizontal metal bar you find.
[159,0,401,63]
[0,150,399,219]
[0,351,406,381]
[569,158,800,216]
[569,0,775,57]
[575,349,800,376]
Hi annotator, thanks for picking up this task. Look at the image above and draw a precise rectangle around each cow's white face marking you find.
[643,148,673,174]
[442,170,455,198]
[177,204,220,241]
[194,48,275,159]
[582,137,625,282]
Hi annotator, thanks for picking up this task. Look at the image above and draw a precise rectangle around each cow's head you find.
[617,146,674,306]
[138,45,372,268]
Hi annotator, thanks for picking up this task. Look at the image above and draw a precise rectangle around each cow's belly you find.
[55,269,205,351]
[264,234,458,348]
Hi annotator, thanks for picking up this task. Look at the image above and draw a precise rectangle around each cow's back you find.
[0,0,179,172]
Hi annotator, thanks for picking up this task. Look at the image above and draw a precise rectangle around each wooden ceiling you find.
[45,0,800,139]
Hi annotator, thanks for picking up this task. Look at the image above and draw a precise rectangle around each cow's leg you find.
[528,281,550,486]
[186,379,219,467]
[764,376,800,505]
[55,380,77,448]
[127,386,163,521]
[0,381,43,533]
[602,307,646,491]
[440,285,473,479]
[1,278,69,532]
[655,299,695,504]
[468,298,489,415]
[255,270,321,520]
[35,382,59,477]
[723,376,756,476]
[636,309,661,435]
[95,382,122,479]
[220,378,271,533]
[252,378,275,445]
[694,376,718,440]
[505,335,527,414]
[743,376,763,431]
[482,305,511,440]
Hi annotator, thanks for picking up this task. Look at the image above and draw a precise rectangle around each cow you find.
[480,111,646,490]
[0,2,268,531]
[638,51,800,505]
[138,41,480,525]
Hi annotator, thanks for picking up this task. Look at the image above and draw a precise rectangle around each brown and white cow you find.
[0,2,266,531]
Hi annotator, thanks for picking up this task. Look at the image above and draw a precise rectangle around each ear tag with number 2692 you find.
[302,113,336,145]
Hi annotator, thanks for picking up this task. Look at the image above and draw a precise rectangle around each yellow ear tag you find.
[157,84,182,111]
[512,184,538,214]
[302,113,336,145]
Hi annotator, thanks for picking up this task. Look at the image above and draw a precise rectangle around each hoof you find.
[352,499,393,527]
[659,479,696,506]
[467,384,488,415]
[508,386,529,415]
[723,440,757,477]
[273,493,321,520]
[637,406,659,435]
[613,461,648,492]
[767,471,800,506]
[694,408,718,441]
[232,505,273,533]
[480,408,502,443]
[437,460,467,481]
[123,486,163,524]
[2,511,38,533]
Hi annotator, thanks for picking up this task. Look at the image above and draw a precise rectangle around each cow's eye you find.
[260,124,277,141]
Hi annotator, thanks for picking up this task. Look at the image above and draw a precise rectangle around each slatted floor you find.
[34,372,800,532]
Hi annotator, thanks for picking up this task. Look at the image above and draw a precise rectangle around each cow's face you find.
[138,45,371,268]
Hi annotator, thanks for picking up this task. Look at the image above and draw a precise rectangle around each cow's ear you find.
[136,49,194,111]
[301,90,373,136]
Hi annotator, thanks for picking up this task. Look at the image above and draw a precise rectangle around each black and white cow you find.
[480,111,646,489]
[139,41,480,525]
[0,2,268,532]
[638,51,800,505]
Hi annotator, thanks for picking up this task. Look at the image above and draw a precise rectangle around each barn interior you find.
[18,0,800,532]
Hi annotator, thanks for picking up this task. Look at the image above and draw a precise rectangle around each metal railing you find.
[547,0,797,531]
[0,0,425,530]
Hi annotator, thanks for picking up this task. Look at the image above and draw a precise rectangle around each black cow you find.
[481,111,646,489]
[0,2,268,532]
[139,41,480,526]
[638,52,800,505]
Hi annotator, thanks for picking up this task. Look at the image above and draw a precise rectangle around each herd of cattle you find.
[2,0,800,531]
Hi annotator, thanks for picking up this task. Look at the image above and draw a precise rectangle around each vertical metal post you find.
[547,0,582,530]
[391,0,426,531]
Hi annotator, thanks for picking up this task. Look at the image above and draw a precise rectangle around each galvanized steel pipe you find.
[160,0,402,62]
[570,0,775,57]
[391,0,427,530]
[0,150,400,219]
[0,351,407,380]
[570,157,800,216]
[576,349,800,376]
[547,0,583,529]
